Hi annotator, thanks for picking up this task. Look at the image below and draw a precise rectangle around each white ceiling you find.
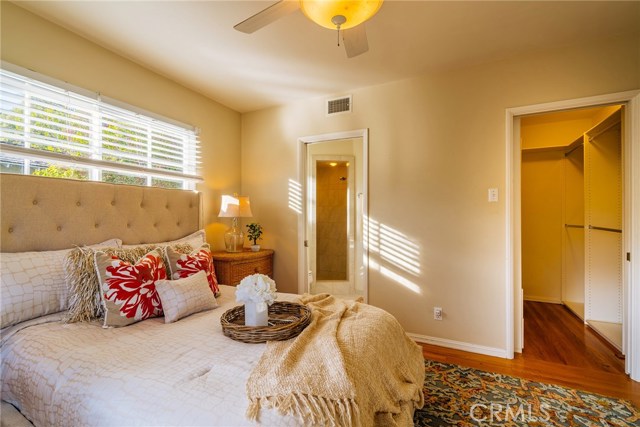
[14,1,640,113]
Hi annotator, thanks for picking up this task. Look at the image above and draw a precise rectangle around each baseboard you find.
[408,333,509,359]
[523,295,563,304]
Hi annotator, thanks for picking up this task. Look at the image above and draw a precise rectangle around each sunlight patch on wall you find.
[365,216,422,294]
[369,258,422,295]
[288,178,302,214]
[365,217,421,275]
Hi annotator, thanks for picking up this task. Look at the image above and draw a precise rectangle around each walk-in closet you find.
[521,105,624,360]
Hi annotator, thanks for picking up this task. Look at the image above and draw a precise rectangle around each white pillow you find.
[155,270,218,323]
[0,238,121,329]
[121,229,206,250]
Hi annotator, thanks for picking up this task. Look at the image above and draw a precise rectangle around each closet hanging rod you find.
[564,224,584,229]
[589,225,622,234]
[564,142,584,157]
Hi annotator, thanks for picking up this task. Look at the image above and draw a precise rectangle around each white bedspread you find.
[0,285,301,427]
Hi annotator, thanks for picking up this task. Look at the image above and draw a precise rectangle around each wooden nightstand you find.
[211,249,274,286]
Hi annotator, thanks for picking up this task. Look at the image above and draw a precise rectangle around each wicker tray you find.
[220,301,312,343]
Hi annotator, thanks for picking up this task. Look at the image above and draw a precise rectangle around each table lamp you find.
[218,194,253,252]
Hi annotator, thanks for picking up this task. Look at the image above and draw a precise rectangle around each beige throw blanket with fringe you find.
[246,294,425,426]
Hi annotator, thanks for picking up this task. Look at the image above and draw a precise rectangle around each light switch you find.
[488,188,498,202]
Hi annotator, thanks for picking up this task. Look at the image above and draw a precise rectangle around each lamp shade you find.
[218,195,253,218]
[300,0,383,30]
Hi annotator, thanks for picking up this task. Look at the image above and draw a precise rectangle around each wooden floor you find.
[523,301,624,373]
[421,301,640,407]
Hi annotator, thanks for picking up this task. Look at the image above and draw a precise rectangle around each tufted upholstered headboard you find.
[0,174,202,253]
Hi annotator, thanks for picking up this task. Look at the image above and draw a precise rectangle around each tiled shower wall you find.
[316,163,348,280]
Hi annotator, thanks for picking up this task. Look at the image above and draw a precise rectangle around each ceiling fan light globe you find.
[300,0,383,30]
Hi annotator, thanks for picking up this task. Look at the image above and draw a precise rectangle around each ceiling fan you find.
[234,0,384,58]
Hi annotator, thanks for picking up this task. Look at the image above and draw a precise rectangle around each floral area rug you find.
[413,360,640,426]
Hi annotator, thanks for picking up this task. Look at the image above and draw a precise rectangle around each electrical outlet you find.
[434,307,443,321]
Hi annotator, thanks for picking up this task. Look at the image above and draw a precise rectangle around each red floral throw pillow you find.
[165,244,219,296]
[94,249,167,327]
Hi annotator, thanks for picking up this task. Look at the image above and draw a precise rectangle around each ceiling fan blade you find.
[343,24,369,58]
[234,0,300,34]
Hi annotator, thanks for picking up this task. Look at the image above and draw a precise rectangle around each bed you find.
[0,174,424,426]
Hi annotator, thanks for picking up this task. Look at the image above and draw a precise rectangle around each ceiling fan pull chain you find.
[331,15,347,48]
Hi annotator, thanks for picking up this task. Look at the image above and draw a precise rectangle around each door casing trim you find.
[505,90,640,382]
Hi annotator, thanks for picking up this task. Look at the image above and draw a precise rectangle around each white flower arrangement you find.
[235,273,277,313]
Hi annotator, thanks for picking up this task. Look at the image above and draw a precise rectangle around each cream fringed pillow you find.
[155,270,218,323]
[64,243,193,323]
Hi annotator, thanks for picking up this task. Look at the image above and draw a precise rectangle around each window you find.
[0,65,201,189]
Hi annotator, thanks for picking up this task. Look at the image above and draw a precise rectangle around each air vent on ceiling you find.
[326,95,352,116]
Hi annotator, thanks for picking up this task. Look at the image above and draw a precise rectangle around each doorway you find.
[297,129,369,301]
[506,90,640,381]
[520,105,624,370]
[309,155,355,296]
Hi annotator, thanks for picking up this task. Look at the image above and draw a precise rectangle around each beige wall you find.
[0,2,241,250]
[241,33,640,352]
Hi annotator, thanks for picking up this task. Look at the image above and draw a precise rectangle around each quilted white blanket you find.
[1,286,301,426]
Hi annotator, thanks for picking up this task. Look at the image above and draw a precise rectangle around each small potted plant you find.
[246,222,263,251]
